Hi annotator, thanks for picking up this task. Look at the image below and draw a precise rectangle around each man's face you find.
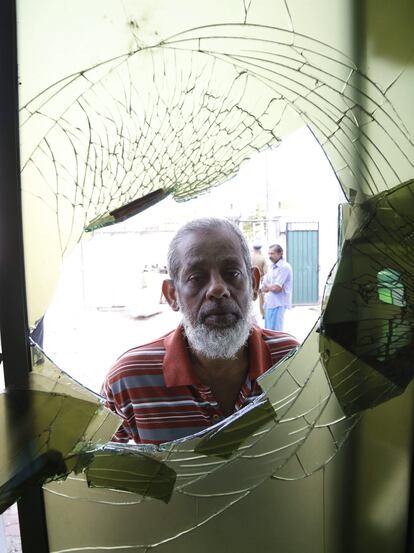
[268,248,282,264]
[164,227,257,359]
[175,228,252,327]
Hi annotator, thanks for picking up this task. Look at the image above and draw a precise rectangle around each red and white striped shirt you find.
[101,325,298,445]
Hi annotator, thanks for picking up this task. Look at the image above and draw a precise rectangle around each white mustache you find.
[178,299,255,359]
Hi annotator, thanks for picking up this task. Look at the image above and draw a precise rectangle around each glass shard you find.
[85,446,177,503]
[321,179,414,413]
[0,346,121,514]
[194,398,276,458]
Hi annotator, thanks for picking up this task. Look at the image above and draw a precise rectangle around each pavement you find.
[0,504,20,553]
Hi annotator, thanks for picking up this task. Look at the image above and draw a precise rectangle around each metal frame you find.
[0,0,50,550]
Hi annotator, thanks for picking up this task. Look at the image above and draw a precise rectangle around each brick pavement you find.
[0,504,21,553]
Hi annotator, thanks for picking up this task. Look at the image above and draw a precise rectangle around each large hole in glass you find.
[40,126,345,395]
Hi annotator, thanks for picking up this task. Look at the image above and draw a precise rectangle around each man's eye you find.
[188,273,203,282]
[227,270,241,278]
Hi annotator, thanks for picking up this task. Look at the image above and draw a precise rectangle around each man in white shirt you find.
[262,244,293,331]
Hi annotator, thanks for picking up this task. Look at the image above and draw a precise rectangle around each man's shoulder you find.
[259,327,299,349]
[280,259,293,270]
[110,329,175,371]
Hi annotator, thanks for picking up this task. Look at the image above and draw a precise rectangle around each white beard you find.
[179,301,255,360]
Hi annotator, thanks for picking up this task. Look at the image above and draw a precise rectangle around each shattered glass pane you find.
[0,347,120,514]
[20,1,414,327]
[9,0,414,551]
[320,179,414,414]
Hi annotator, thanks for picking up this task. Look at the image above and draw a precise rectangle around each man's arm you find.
[101,378,133,443]
[262,273,283,293]
[262,273,270,293]
[264,283,283,293]
[265,265,292,293]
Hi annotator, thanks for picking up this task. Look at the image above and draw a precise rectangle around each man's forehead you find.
[184,250,243,266]
[181,228,239,248]
[177,229,243,263]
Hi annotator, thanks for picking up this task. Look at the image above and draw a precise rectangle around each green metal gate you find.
[286,222,319,305]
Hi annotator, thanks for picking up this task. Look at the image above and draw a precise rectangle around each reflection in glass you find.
[321,179,414,414]
[377,269,405,307]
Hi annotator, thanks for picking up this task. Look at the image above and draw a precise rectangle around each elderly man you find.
[101,218,298,445]
[262,244,293,331]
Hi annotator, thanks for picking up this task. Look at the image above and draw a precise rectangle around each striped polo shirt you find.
[101,325,299,445]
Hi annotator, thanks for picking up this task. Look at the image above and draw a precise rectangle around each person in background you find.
[250,241,268,318]
[101,218,298,445]
[262,244,293,331]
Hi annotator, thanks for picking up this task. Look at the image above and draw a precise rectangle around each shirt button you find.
[212,414,221,421]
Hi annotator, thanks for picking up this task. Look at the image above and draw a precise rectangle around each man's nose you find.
[206,272,230,299]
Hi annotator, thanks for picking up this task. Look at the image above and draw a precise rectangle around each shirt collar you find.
[163,324,273,387]
[163,324,197,387]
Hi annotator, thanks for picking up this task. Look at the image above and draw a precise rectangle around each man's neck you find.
[190,347,249,416]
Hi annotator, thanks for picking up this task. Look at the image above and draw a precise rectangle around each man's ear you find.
[162,279,179,311]
[251,266,261,301]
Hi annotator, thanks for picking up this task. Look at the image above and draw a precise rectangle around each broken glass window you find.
[5,0,414,551]
[0,346,121,514]
[19,1,414,328]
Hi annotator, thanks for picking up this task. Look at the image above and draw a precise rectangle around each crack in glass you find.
[0,346,121,514]
[7,0,414,551]
[20,15,414,325]
[320,178,414,414]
